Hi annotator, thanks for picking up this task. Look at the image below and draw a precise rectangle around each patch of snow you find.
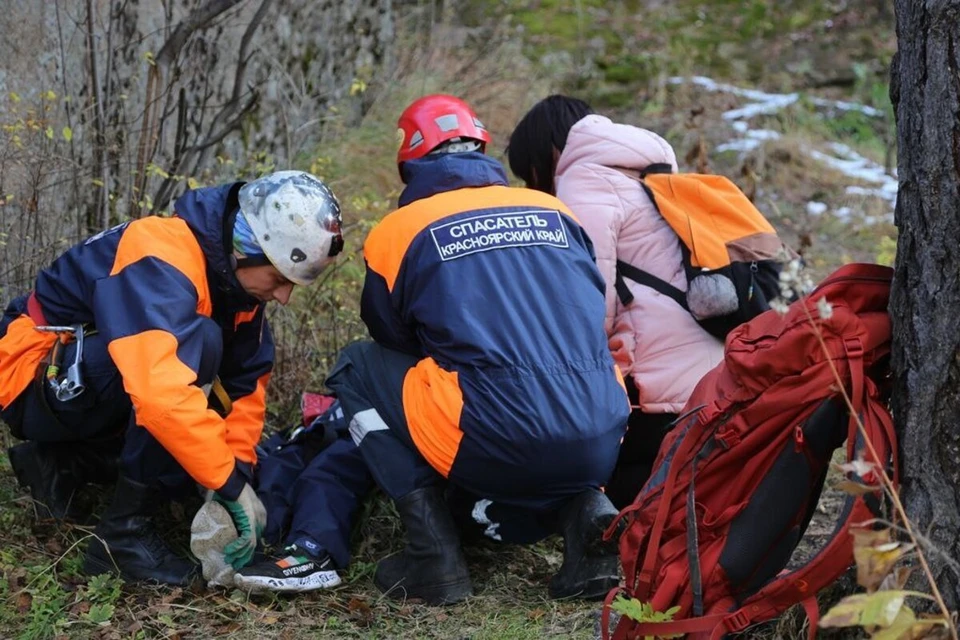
[717,139,763,153]
[809,143,898,204]
[747,129,781,141]
[716,129,780,153]
[668,76,897,222]
[846,185,897,204]
[809,97,883,117]
[723,94,798,121]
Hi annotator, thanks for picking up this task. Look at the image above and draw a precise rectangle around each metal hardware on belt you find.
[34,325,86,401]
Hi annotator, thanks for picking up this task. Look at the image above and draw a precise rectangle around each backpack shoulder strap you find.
[611,163,685,308]
[615,260,689,310]
[639,163,674,177]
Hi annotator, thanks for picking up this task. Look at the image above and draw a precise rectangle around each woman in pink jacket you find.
[508,95,724,508]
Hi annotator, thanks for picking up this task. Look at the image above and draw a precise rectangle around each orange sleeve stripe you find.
[108,330,236,490]
[364,185,578,292]
[402,357,464,477]
[111,218,213,316]
[0,316,57,408]
[224,372,270,464]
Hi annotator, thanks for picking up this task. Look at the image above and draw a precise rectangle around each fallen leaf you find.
[878,567,914,592]
[263,616,278,625]
[16,592,32,614]
[70,600,92,616]
[870,607,951,640]
[852,528,915,591]
[821,591,929,629]
[216,623,242,634]
[347,597,373,626]
[7,567,27,590]
[835,479,883,496]
[160,587,183,604]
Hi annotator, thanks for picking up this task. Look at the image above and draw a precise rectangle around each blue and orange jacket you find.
[0,183,273,499]
[363,152,629,478]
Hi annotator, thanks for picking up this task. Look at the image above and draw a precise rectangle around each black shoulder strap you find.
[616,260,689,311]
[638,163,674,177]
[613,163,688,310]
[615,269,635,306]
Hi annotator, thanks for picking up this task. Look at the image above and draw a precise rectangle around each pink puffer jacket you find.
[555,115,724,414]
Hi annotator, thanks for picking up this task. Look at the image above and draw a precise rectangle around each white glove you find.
[190,501,239,588]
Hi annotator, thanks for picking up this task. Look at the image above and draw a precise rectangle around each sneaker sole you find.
[234,570,342,593]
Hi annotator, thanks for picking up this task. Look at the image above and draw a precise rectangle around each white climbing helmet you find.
[237,171,343,286]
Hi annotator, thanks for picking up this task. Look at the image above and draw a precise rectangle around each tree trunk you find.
[890,0,960,610]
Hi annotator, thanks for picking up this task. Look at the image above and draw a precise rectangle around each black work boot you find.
[374,486,473,605]
[83,475,197,586]
[8,442,90,522]
[549,489,622,601]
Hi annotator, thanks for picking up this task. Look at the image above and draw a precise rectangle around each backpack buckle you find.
[716,428,741,450]
[844,337,864,358]
[724,610,751,633]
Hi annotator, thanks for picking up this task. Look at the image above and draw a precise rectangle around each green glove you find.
[214,483,267,570]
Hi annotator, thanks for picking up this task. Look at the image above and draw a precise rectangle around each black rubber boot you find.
[7,441,109,522]
[548,489,622,601]
[374,486,473,605]
[83,475,197,586]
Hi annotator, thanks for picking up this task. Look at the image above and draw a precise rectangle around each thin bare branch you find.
[155,0,245,67]
[85,0,110,230]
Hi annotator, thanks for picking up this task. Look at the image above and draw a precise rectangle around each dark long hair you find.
[507,95,593,194]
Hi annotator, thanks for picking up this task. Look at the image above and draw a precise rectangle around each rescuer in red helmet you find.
[325,94,629,604]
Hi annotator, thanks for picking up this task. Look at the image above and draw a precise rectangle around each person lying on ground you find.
[232,397,374,593]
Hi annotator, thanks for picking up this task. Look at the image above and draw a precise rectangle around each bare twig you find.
[54,0,84,240]
[85,0,111,231]
[131,0,245,218]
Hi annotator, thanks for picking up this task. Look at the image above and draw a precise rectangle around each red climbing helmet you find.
[396,94,491,174]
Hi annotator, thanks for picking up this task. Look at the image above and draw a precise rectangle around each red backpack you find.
[602,263,899,640]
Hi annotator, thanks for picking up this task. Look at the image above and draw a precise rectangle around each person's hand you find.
[213,483,266,570]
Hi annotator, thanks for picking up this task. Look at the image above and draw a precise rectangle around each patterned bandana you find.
[233,209,265,257]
